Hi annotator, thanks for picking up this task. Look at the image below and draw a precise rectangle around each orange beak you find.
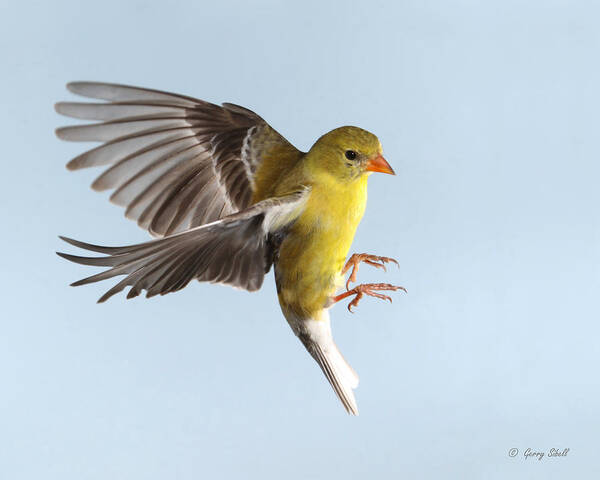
[366,154,395,175]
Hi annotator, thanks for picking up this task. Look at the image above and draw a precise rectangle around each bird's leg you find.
[332,283,406,313]
[342,253,399,290]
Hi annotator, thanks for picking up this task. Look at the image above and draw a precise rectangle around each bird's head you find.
[306,126,394,183]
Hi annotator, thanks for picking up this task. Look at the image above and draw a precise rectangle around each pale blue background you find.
[1,1,598,478]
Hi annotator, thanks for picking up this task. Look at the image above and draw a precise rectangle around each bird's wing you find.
[56,82,302,237]
[57,189,309,302]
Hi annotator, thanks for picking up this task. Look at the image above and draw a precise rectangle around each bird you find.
[55,82,405,415]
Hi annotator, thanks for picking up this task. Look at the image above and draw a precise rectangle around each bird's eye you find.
[345,150,357,160]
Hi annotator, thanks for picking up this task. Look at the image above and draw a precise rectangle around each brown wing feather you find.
[55,82,302,237]
[56,191,309,302]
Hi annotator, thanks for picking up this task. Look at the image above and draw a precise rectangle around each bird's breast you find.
[275,178,368,317]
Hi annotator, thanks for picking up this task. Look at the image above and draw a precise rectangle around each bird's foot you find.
[332,283,406,313]
[342,253,399,290]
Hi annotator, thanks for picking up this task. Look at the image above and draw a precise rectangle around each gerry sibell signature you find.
[508,448,569,460]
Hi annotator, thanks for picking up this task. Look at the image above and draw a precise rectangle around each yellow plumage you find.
[245,126,384,318]
[276,169,368,317]
[267,128,377,318]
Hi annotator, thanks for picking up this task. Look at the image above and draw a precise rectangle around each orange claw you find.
[342,253,399,290]
[332,283,407,313]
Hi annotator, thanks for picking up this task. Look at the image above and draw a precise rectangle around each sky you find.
[1,0,599,478]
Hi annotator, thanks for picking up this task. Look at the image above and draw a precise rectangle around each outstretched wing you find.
[55,82,302,237]
[57,190,309,302]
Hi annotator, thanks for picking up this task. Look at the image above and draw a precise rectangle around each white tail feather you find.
[285,310,359,415]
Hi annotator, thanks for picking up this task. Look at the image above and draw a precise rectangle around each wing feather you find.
[56,82,303,237]
[55,102,188,121]
[57,190,309,302]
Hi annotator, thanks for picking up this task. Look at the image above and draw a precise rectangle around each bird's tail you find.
[286,309,359,415]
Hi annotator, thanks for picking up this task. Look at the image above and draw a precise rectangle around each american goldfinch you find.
[56,82,404,415]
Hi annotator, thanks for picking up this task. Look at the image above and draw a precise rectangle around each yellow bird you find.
[56,82,404,415]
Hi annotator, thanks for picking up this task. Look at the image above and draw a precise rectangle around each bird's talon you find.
[364,259,386,271]
[342,253,400,289]
[332,282,404,312]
